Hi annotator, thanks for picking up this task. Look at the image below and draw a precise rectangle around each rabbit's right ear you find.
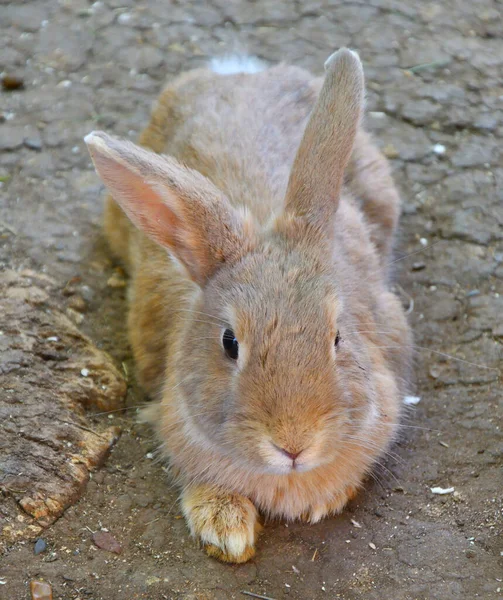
[283,48,364,234]
[85,132,255,285]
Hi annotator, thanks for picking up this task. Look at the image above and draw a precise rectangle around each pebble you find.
[2,74,24,91]
[30,580,52,600]
[66,307,84,324]
[92,530,122,554]
[107,272,127,288]
[430,486,455,495]
[432,143,446,155]
[118,12,133,25]
[24,137,43,151]
[403,395,421,406]
[68,295,87,312]
[411,262,426,271]
[80,368,89,377]
[383,144,399,159]
[369,542,377,550]
[34,538,47,555]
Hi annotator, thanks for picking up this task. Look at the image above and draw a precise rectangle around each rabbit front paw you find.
[300,485,359,523]
[181,484,261,563]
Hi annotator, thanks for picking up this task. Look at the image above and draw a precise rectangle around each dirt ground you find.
[1,0,502,599]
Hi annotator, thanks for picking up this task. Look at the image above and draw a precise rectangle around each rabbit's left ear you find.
[85,131,255,284]
[283,48,364,233]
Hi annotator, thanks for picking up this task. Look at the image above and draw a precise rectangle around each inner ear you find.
[85,131,256,284]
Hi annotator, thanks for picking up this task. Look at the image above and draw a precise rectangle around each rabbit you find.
[85,48,412,563]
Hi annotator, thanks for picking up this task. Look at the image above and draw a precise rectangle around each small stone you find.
[369,542,377,550]
[432,143,446,155]
[117,12,132,25]
[66,307,84,324]
[24,137,43,151]
[430,486,455,495]
[44,552,58,562]
[80,368,89,377]
[403,395,421,406]
[107,272,127,288]
[411,262,426,271]
[92,530,122,554]
[383,144,399,159]
[68,295,87,312]
[30,580,52,600]
[34,538,47,555]
[2,74,25,91]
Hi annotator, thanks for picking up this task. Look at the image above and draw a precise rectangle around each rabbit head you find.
[85,50,398,479]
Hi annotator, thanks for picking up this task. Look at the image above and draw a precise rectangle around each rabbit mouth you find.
[256,440,323,475]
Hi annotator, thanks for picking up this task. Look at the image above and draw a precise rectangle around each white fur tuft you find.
[210,55,266,75]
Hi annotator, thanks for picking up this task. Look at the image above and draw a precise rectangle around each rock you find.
[92,530,122,554]
[441,210,494,245]
[378,121,431,161]
[34,538,47,555]
[451,138,496,168]
[0,125,25,151]
[30,580,53,600]
[5,3,49,31]
[430,293,459,321]
[36,23,94,71]
[121,45,164,73]
[401,99,440,125]
[21,154,54,179]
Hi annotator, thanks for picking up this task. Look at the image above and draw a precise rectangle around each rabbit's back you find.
[141,65,319,222]
[104,64,319,271]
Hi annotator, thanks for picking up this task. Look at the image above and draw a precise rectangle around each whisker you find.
[175,308,228,324]
[368,344,499,371]
[178,318,222,327]
[90,403,151,417]
[387,239,444,269]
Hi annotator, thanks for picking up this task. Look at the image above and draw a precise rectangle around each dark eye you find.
[334,330,341,348]
[222,329,239,360]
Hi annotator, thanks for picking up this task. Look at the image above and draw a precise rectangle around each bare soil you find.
[1,1,502,599]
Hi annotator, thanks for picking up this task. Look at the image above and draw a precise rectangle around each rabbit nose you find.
[278,447,302,461]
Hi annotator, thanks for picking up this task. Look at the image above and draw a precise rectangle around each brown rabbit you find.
[85,48,412,563]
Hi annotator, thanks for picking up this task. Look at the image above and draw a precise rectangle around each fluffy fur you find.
[85,48,412,563]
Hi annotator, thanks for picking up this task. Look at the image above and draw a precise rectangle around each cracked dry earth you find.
[1,0,502,599]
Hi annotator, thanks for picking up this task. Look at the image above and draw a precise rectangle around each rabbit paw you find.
[181,484,261,563]
[300,485,359,524]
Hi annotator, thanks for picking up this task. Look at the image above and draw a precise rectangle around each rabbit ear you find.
[85,131,255,284]
[283,48,364,232]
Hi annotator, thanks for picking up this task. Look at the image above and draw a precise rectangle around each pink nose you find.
[278,447,302,461]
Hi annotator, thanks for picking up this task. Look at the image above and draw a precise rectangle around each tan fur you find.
[85,49,412,563]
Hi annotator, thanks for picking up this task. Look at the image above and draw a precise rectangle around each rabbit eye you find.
[334,330,341,348]
[222,329,239,360]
